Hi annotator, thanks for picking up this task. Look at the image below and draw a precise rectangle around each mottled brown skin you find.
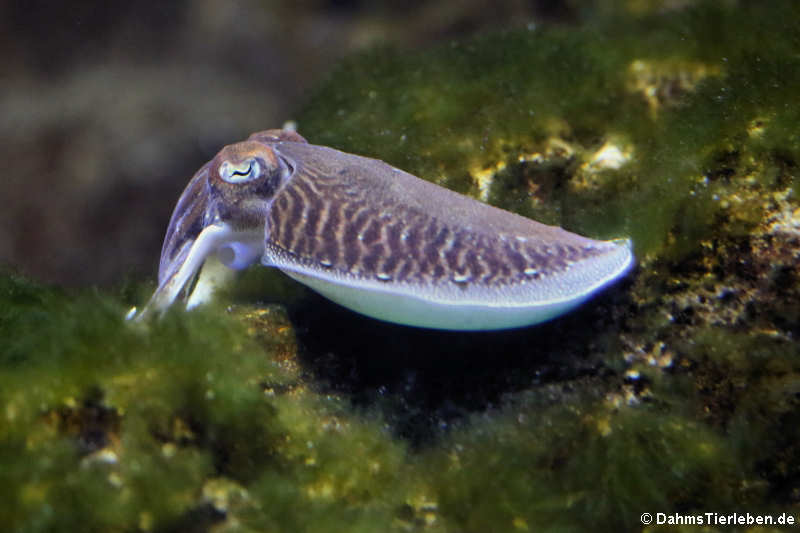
[261,136,610,289]
[161,128,612,289]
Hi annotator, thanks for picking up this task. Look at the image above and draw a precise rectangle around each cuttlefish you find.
[132,129,633,330]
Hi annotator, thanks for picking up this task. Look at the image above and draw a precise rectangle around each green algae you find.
[297,1,800,260]
[0,273,416,532]
[3,264,797,531]
[428,393,747,532]
[5,1,800,531]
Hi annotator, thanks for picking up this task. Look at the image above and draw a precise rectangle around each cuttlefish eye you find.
[211,142,285,195]
[219,158,261,184]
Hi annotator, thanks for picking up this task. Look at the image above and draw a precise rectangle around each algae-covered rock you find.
[4,1,800,531]
[294,0,800,524]
[0,273,417,532]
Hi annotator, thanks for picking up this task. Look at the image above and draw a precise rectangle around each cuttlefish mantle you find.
[131,129,634,330]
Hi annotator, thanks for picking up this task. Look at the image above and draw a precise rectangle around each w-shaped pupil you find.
[233,162,253,176]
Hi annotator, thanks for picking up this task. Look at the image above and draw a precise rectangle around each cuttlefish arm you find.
[131,129,633,330]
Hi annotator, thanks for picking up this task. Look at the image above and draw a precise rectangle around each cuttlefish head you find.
[132,129,306,320]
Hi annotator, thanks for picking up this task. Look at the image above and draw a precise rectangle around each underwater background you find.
[2,1,800,531]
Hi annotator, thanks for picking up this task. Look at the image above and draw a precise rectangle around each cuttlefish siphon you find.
[132,129,633,330]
